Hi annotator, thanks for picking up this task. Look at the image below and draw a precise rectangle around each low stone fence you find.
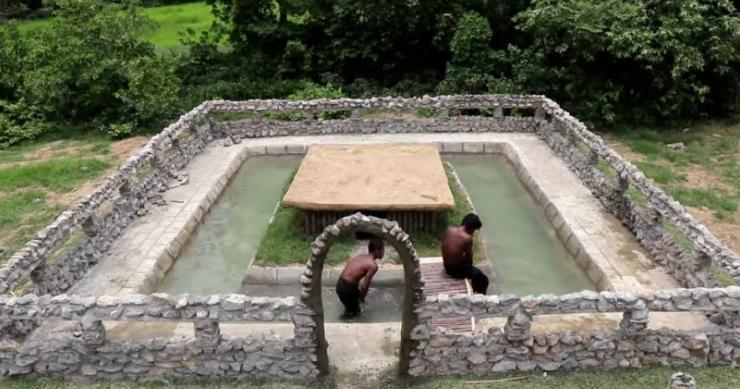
[0,293,315,378]
[1,94,739,381]
[0,103,214,296]
[3,93,737,298]
[537,98,740,286]
[0,95,548,298]
[409,287,740,376]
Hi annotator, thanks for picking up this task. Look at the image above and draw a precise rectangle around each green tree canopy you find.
[0,0,181,144]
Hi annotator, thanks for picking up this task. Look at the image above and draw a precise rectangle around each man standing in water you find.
[336,239,385,317]
[441,213,489,294]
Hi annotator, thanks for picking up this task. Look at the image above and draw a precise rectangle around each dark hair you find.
[368,239,385,253]
[461,213,482,231]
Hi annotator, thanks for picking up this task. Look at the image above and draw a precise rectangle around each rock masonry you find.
[0,95,738,380]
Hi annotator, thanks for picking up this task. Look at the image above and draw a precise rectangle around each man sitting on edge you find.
[441,213,489,294]
[336,239,385,317]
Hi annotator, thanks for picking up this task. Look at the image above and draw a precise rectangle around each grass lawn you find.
[253,165,481,266]
[0,135,147,266]
[17,2,215,51]
[602,119,740,256]
[3,366,739,388]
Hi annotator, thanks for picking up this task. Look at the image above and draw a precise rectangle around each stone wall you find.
[408,288,740,375]
[1,94,739,381]
[214,116,540,140]
[0,293,315,378]
[4,93,736,297]
[1,330,314,379]
[536,98,740,286]
[0,103,214,296]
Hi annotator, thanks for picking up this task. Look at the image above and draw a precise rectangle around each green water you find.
[157,156,301,294]
[447,155,594,295]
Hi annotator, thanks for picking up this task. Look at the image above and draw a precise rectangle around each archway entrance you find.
[292,213,425,375]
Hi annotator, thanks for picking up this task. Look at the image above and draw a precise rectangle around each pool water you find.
[158,152,594,312]
[447,155,594,295]
[157,156,301,294]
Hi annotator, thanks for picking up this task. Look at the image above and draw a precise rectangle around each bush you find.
[438,11,516,95]
[513,0,740,125]
[264,82,346,121]
[0,0,181,145]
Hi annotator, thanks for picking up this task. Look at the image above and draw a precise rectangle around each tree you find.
[513,0,740,124]
[0,0,181,144]
[438,11,517,94]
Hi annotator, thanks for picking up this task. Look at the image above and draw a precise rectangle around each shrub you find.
[0,0,181,144]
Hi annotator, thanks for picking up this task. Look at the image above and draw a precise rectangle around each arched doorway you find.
[292,213,425,375]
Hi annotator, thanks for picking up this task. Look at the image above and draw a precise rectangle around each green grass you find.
[664,221,695,252]
[712,265,736,287]
[608,121,740,221]
[4,366,740,388]
[635,162,686,184]
[595,158,618,183]
[254,169,354,267]
[626,187,648,207]
[17,2,216,50]
[0,190,48,226]
[139,2,216,50]
[254,204,356,267]
[0,191,67,264]
[668,188,737,219]
[0,158,111,192]
[0,136,118,265]
[254,165,481,266]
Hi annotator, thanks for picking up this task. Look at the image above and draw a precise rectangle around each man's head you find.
[461,213,482,233]
[368,239,385,260]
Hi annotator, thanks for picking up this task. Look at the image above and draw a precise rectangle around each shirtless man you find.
[336,239,385,317]
[441,213,489,294]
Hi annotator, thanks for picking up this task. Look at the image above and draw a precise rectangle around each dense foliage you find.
[513,0,740,124]
[210,0,740,125]
[2,0,739,145]
[0,0,180,144]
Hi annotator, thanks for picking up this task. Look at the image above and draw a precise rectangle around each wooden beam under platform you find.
[302,210,440,236]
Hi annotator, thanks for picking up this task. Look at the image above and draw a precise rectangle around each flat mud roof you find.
[282,143,455,211]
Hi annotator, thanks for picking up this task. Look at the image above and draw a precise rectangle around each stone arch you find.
[292,213,425,376]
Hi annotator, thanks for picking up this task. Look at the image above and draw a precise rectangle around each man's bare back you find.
[441,226,473,267]
[440,213,489,294]
[336,239,384,316]
[339,253,378,284]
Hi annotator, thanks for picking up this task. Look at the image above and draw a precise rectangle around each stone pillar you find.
[29,262,46,287]
[194,319,221,346]
[493,107,503,118]
[587,150,599,167]
[667,372,697,389]
[81,319,106,348]
[504,308,532,341]
[620,308,648,336]
[439,108,450,118]
[82,213,102,238]
[618,175,630,192]
[351,109,360,118]
[534,107,545,120]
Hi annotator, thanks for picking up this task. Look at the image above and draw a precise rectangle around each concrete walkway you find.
[30,132,702,350]
[74,132,681,298]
